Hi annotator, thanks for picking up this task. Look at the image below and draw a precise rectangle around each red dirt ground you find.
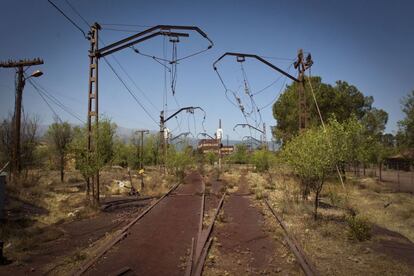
[0,201,151,275]
[85,172,203,276]
[205,173,301,275]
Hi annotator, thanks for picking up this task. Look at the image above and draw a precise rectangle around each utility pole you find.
[214,51,312,133]
[135,130,149,170]
[84,23,212,203]
[294,49,313,132]
[159,106,205,169]
[0,58,43,182]
[217,119,223,172]
[87,23,100,204]
[135,129,149,191]
[159,111,166,170]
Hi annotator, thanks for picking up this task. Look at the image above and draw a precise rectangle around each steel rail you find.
[191,192,226,276]
[72,182,180,276]
[264,199,320,276]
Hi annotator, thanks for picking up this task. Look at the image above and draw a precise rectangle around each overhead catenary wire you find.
[109,53,159,112]
[257,64,293,111]
[63,0,90,27]
[96,38,160,113]
[102,57,159,126]
[27,80,63,123]
[27,78,85,123]
[47,0,88,38]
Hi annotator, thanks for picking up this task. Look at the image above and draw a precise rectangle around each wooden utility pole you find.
[0,58,43,182]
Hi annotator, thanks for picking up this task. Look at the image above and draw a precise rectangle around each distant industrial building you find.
[197,139,234,155]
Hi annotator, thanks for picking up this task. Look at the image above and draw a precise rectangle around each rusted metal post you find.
[159,111,165,170]
[87,23,101,204]
[294,49,311,132]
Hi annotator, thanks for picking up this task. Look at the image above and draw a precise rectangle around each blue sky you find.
[1,0,413,140]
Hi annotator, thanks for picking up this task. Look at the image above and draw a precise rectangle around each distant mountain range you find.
[37,124,278,149]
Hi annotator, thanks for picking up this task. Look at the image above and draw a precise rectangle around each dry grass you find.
[345,176,414,242]
[248,169,414,275]
[2,166,176,265]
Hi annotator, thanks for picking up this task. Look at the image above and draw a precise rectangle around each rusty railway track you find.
[264,199,320,276]
[185,178,226,276]
[71,182,181,276]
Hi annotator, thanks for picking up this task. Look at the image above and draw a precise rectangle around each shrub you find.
[166,146,194,181]
[252,149,273,172]
[346,215,372,241]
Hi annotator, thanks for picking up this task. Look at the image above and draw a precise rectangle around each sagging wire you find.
[103,57,159,126]
[257,63,294,111]
[170,37,179,95]
[47,0,88,39]
[27,78,84,123]
[240,62,263,128]
[252,74,283,96]
[27,79,63,123]
[64,0,90,27]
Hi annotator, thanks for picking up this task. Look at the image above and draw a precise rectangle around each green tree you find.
[46,119,73,182]
[272,76,381,144]
[252,149,273,172]
[281,117,367,219]
[282,126,335,219]
[165,145,194,181]
[397,90,414,148]
[70,118,116,202]
[361,108,388,138]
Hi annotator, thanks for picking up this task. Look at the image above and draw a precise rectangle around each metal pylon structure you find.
[87,23,100,202]
[294,49,313,132]
[84,23,212,204]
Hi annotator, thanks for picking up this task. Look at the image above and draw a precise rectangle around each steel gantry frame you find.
[86,23,213,204]
[213,50,313,132]
[233,123,267,148]
[159,106,205,166]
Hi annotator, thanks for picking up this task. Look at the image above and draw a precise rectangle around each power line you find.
[47,0,87,38]
[27,79,85,123]
[27,80,63,122]
[102,57,159,126]
[64,0,90,27]
[98,38,160,113]
[110,54,159,112]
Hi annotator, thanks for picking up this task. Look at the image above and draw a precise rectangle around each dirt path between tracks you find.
[85,171,203,276]
[204,171,302,275]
